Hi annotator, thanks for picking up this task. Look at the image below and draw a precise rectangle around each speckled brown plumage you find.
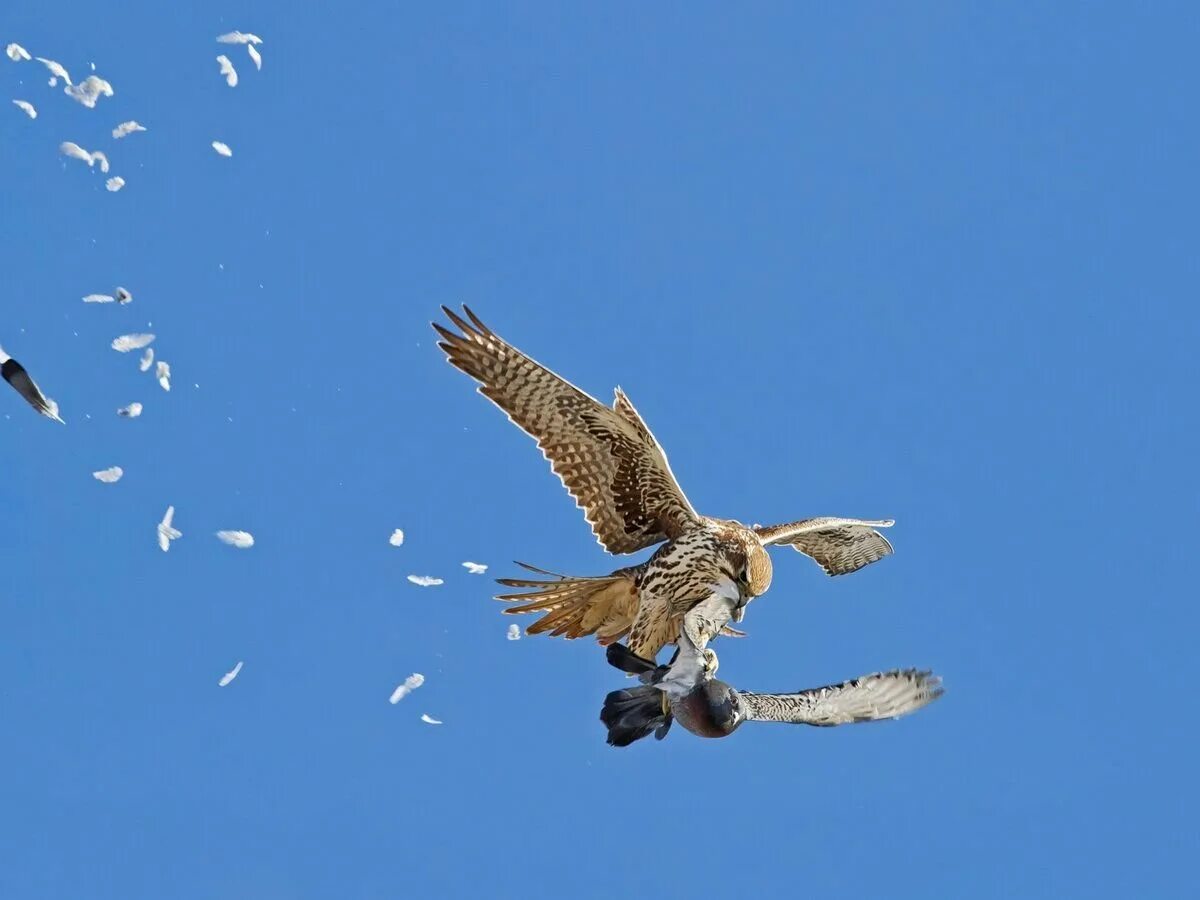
[435,306,897,661]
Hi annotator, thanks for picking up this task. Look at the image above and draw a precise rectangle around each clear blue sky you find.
[2,3,1196,898]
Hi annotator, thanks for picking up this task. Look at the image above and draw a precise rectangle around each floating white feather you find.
[216,55,237,87]
[389,673,424,704]
[407,575,443,587]
[112,120,146,139]
[219,661,243,687]
[216,530,254,549]
[112,333,155,352]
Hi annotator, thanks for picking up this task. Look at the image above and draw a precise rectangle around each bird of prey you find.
[601,643,943,746]
[0,346,64,423]
[434,306,894,662]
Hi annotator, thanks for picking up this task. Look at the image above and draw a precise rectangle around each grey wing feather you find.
[434,306,699,554]
[755,517,894,575]
[737,668,943,726]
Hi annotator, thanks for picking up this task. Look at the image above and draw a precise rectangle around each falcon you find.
[434,306,895,663]
[0,345,64,423]
[601,643,943,746]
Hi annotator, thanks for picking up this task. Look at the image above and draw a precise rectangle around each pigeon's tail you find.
[600,683,671,747]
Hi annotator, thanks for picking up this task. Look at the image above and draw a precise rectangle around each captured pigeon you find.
[215,530,254,549]
[112,333,154,352]
[12,99,36,119]
[156,360,171,392]
[64,75,113,108]
[247,44,262,71]
[112,120,146,139]
[139,348,154,372]
[218,661,243,687]
[0,345,64,423]
[93,466,123,483]
[211,140,232,157]
[217,31,263,45]
[6,43,31,62]
[157,505,182,552]
[35,57,71,86]
[59,141,109,173]
[216,55,237,87]
[117,402,142,418]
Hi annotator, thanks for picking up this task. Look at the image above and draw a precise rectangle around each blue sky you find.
[2,3,1197,897]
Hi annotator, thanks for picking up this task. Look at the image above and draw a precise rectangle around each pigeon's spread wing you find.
[738,669,943,726]
[435,306,699,554]
[755,517,895,576]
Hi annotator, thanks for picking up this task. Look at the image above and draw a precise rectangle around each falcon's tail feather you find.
[494,563,641,644]
[600,684,671,747]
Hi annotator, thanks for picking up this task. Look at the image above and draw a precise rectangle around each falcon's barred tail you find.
[494,563,641,644]
[600,684,671,747]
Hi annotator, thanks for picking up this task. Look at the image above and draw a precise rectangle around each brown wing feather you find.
[755,517,895,576]
[434,306,699,554]
[494,563,644,645]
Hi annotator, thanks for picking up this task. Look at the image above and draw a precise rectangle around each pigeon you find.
[217,32,263,45]
[462,561,488,575]
[116,287,132,304]
[215,530,254,549]
[105,176,125,193]
[157,505,182,552]
[407,575,443,587]
[117,402,142,418]
[139,348,154,372]
[59,142,109,173]
[35,57,71,86]
[0,345,64,423]
[216,55,237,87]
[64,75,113,108]
[12,99,36,119]
[389,673,424,704]
[93,466,123,483]
[112,120,146,139]
[211,140,232,157]
[112,333,155,352]
[389,529,405,547]
[218,661,243,687]
[420,714,443,725]
[156,360,171,392]
[6,43,31,62]
[247,44,262,71]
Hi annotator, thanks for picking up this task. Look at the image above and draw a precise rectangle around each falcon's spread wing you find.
[435,306,699,554]
[755,517,894,576]
[737,669,942,726]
